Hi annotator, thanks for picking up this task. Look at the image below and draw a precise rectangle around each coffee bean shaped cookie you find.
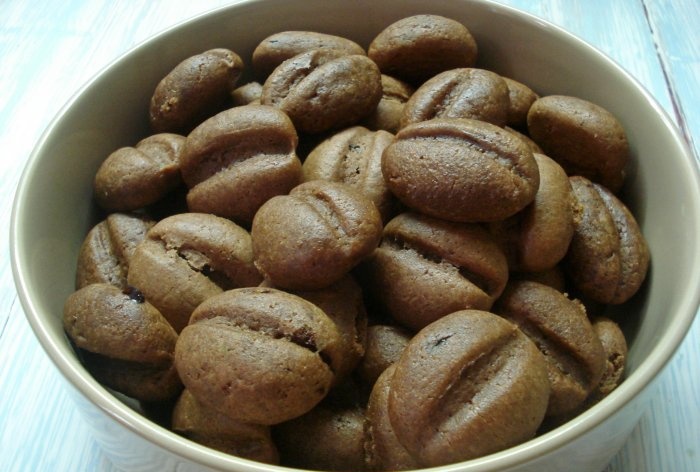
[261,49,382,134]
[357,324,412,389]
[505,126,544,154]
[400,68,510,128]
[303,126,396,221]
[76,212,155,289]
[175,287,342,425]
[179,104,301,226]
[388,310,550,466]
[172,389,279,464]
[273,401,368,471]
[382,118,540,222]
[565,176,650,304]
[230,81,262,106]
[368,14,477,85]
[252,30,365,79]
[503,76,539,129]
[360,212,508,332]
[63,283,181,402]
[511,264,567,293]
[284,274,368,383]
[363,74,415,134]
[591,317,628,399]
[527,95,630,192]
[366,364,420,471]
[150,48,244,134]
[493,280,606,416]
[128,213,262,333]
[94,133,185,212]
[489,153,575,272]
[251,180,383,290]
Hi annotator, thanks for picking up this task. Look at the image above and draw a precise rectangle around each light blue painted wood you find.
[1,1,698,471]
[0,312,115,471]
[498,0,675,115]
[642,0,700,157]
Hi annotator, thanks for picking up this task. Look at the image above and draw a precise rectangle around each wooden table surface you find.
[1,1,698,471]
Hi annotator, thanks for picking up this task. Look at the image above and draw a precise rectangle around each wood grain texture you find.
[1,1,698,471]
[642,0,700,158]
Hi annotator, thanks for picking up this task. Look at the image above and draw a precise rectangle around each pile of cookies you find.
[62,13,649,471]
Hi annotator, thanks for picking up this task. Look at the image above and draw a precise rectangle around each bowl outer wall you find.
[10,0,700,471]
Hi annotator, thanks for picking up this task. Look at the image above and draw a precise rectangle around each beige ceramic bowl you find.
[11,0,700,471]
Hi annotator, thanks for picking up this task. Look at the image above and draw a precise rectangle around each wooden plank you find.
[642,0,700,156]
[497,0,673,112]
[0,310,116,471]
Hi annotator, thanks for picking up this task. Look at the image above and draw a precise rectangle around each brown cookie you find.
[360,212,508,331]
[261,49,382,134]
[149,48,244,133]
[127,213,262,332]
[368,14,477,85]
[527,95,630,192]
[172,389,279,464]
[179,104,301,226]
[503,76,539,129]
[273,400,369,471]
[591,316,628,398]
[511,265,568,293]
[94,133,185,212]
[382,118,540,222]
[252,30,365,79]
[388,310,550,466]
[365,364,420,472]
[400,68,510,128]
[230,81,262,106]
[302,125,396,221]
[174,287,342,425]
[357,324,412,390]
[362,74,414,134]
[63,283,181,402]
[76,212,155,289]
[488,153,575,272]
[251,180,383,290]
[273,274,369,383]
[493,280,606,416]
[565,176,650,304]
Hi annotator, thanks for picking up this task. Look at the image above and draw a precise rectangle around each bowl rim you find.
[10,0,700,470]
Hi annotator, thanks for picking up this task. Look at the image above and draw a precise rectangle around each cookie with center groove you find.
[493,280,606,416]
[358,211,508,331]
[76,212,155,290]
[387,310,549,466]
[179,104,301,226]
[400,68,510,128]
[251,180,383,290]
[172,389,279,464]
[174,287,343,425]
[127,213,262,333]
[261,49,382,134]
[382,118,540,223]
